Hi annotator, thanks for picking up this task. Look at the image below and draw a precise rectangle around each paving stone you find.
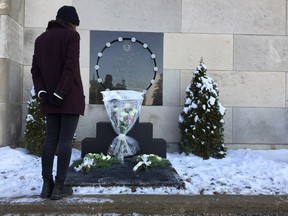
[1,195,288,215]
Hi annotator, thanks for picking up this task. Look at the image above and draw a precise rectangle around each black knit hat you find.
[56,6,80,26]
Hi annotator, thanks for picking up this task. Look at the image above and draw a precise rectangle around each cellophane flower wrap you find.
[101,90,144,161]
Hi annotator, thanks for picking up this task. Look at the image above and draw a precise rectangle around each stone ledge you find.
[1,195,288,215]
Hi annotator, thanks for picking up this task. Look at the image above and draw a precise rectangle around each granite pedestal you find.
[66,120,182,188]
[66,158,185,188]
[81,121,167,158]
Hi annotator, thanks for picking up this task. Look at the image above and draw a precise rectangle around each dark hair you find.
[56,19,75,29]
[46,20,75,31]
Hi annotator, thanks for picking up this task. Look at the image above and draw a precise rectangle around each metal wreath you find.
[94,37,158,92]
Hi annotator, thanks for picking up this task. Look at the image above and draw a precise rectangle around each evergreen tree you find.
[178,59,226,159]
[24,87,46,156]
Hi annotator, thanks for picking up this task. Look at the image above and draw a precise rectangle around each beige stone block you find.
[164,33,233,70]
[23,66,33,103]
[226,143,288,150]
[234,35,288,71]
[163,69,180,106]
[73,0,181,32]
[0,59,23,103]
[25,0,72,27]
[223,107,232,144]
[140,106,182,143]
[10,0,24,25]
[286,72,288,108]
[76,105,108,141]
[180,69,285,108]
[8,61,23,103]
[24,28,44,65]
[80,67,89,105]
[78,29,89,68]
[0,103,6,146]
[207,71,285,107]
[0,59,9,103]
[0,59,24,146]
[0,15,23,64]
[182,0,286,35]
[233,107,288,144]
[0,102,22,146]
[6,102,22,145]
[0,0,9,15]
[179,69,193,105]
[166,143,179,152]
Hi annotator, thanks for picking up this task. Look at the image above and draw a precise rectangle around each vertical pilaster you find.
[0,0,24,147]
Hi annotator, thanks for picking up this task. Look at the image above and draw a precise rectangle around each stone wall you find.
[7,0,288,149]
[0,0,24,147]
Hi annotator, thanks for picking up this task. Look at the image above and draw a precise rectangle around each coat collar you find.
[46,20,66,31]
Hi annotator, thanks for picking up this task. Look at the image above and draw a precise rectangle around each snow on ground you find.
[0,146,287,198]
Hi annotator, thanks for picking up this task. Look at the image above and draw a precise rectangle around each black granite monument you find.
[81,119,167,158]
[66,32,184,188]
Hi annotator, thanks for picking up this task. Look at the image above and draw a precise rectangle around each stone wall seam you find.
[231,107,233,146]
[286,72,288,108]
[286,0,288,35]
[232,34,235,71]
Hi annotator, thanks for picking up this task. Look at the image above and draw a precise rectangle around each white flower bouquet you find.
[101,90,144,161]
[73,153,120,172]
[133,154,168,172]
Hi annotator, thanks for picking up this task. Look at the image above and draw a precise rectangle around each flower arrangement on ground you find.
[72,153,167,173]
[73,153,120,172]
[133,154,168,172]
[101,90,144,161]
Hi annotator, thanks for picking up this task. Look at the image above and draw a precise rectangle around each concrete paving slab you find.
[1,195,288,215]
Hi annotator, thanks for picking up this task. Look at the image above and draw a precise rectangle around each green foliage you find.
[73,153,121,172]
[178,61,226,159]
[24,88,46,156]
[133,154,168,172]
[134,154,167,167]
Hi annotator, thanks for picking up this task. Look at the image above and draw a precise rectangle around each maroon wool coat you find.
[31,21,85,116]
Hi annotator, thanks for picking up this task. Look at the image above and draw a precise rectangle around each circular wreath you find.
[94,37,158,92]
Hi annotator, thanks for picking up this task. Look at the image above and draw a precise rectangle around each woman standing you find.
[31,5,85,200]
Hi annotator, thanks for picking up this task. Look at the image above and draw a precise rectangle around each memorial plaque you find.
[89,31,163,105]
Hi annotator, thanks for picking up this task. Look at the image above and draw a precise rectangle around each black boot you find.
[50,183,73,200]
[40,179,54,198]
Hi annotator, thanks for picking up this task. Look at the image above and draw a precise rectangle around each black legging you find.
[41,114,79,184]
